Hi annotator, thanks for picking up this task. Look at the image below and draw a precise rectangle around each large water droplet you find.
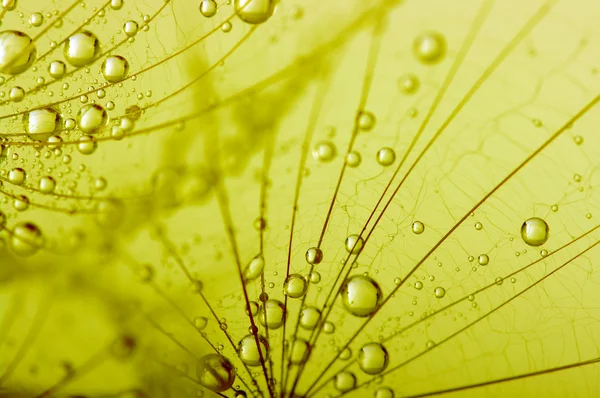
[0,30,36,74]
[340,275,383,317]
[290,339,310,365]
[334,371,356,392]
[237,334,269,366]
[233,0,277,24]
[413,31,446,64]
[101,55,129,82]
[284,274,307,298]
[520,217,549,246]
[243,254,265,281]
[64,31,100,67]
[77,104,108,133]
[200,0,218,17]
[376,147,396,166]
[299,306,320,330]
[345,234,364,254]
[10,222,43,256]
[196,354,236,393]
[305,247,323,265]
[23,108,60,139]
[258,299,285,329]
[358,342,389,375]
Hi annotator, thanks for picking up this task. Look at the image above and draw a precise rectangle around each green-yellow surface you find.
[1,0,600,397]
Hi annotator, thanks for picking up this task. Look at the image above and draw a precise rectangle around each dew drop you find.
[23,108,60,139]
[8,167,25,185]
[29,12,43,27]
[243,254,265,281]
[283,274,307,298]
[358,110,376,131]
[39,176,56,193]
[414,281,423,290]
[77,135,97,155]
[434,286,446,298]
[412,221,425,234]
[123,20,139,37]
[237,334,269,366]
[290,339,310,365]
[520,217,549,247]
[376,147,396,166]
[101,55,129,82]
[346,151,362,167]
[334,371,356,392]
[110,0,124,10]
[196,354,236,393]
[477,254,489,266]
[64,31,100,67]
[9,85,24,101]
[323,321,335,333]
[345,234,364,254]
[358,342,389,375]
[48,60,66,78]
[299,306,320,330]
[374,387,395,398]
[10,222,43,256]
[77,104,108,133]
[258,299,285,329]
[0,30,36,74]
[233,0,277,24]
[413,31,446,64]
[200,0,218,17]
[340,275,383,317]
[312,140,336,162]
[305,246,323,265]
[398,73,419,94]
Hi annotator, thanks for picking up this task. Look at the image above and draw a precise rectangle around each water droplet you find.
[345,234,364,254]
[376,147,396,166]
[374,387,395,398]
[200,0,218,17]
[412,221,425,234]
[299,306,320,330]
[290,339,310,365]
[123,20,139,37]
[334,371,356,392]
[39,176,56,193]
[346,151,362,167]
[0,30,36,74]
[77,135,97,155]
[309,271,321,283]
[64,31,100,67]
[258,299,285,329]
[414,281,423,290]
[10,222,43,256]
[413,31,446,64]
[340,275,383,317]
[8,167,25,185]
[305,247,323,265]
[358,110,376,131]
[237,334,269,366]
[243,254,265,281]
[77,104,108,133]
[29,12,43,27]
[358,342,389,375]
[110,0,124,10]
[284,274,307,298]
[477,254,489,266]
[194,316,208,330]
[398,73,419,94]
[101,55,129,82]
[434,286,446,298]
[233,0,276,24]
[312,141,336,162]
[520,217,549,246]
[23,108,60,139]
[574,135,584,145]
[48,60,66,78]
[323,321,335,333]
[474,222,483,230]
[9,85,24,101]
[196,354,236,393]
